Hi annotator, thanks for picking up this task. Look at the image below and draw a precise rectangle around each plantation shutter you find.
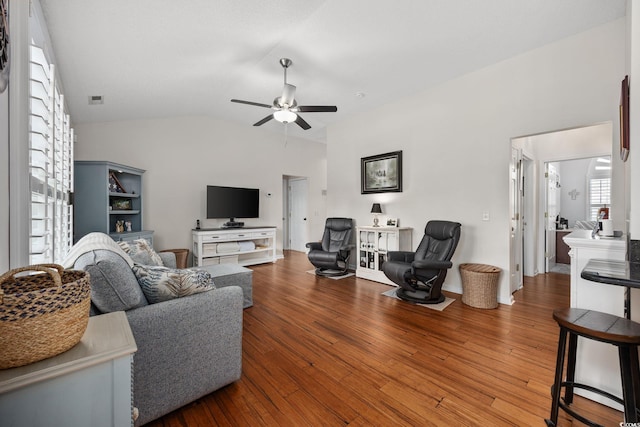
[588,177,610,221]
[29,44,74,264]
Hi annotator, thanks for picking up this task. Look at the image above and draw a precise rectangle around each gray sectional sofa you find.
[73,249,250,426]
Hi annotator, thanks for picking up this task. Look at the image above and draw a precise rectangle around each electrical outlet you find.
[482,211,490,221]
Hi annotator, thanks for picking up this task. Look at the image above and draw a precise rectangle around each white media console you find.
[192,227,277,267]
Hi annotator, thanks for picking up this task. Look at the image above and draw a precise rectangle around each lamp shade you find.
[370,203,382,214]
[273,109,297,123]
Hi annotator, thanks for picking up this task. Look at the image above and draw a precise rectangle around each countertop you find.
[581,259,640,289]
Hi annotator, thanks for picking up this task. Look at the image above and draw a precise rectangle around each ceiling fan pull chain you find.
[284,122,289,147]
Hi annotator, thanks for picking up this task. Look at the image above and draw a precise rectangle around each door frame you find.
[282,175,309,252]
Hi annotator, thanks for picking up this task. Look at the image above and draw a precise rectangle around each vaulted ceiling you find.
[39,0,626,142]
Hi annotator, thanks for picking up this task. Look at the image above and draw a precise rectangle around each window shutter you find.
[29,44,74,264]
[588,177,611,221]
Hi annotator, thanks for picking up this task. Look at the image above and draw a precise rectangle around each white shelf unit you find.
[0,312,136,427]
[356,226,412,286]
[192,227,277,267]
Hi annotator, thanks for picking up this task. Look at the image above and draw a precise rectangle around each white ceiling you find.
[39,0,626,143]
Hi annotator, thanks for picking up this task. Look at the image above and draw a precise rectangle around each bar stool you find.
[546,308,640,426]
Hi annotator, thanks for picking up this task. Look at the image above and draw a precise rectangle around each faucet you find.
[592,211,606,238]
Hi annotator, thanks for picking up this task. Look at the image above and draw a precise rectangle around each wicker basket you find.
[459,263,501,309]
[0,264,91,369]
[160,248,189,269]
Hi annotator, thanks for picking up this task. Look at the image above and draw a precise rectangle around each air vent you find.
[88,95,104,105]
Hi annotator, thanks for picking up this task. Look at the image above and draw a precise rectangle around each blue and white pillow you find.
[132,264,215,304]
[118,239,164,266]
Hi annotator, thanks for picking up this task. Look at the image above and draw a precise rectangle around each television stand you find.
[192,226,277,267]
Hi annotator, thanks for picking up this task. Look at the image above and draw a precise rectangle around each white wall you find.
[327,19,625,304]
[557,158,595,225]
[74,117,327,254]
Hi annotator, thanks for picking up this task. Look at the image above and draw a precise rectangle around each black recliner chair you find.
[382,220,461,304]
[306,218,354,277]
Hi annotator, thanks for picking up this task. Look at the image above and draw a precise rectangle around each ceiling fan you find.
[231,58,337,130]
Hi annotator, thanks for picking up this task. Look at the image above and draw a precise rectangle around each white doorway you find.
[283,176,309,252]
[510,122,613,283]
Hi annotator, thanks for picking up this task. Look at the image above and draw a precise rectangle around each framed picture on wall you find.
[361,151,403,194]
[620,75,630,162]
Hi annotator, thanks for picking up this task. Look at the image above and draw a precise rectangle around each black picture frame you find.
[361,151,403,194]
[620,75,630,162]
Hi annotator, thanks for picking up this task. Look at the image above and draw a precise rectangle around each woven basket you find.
[0,264,91,369]
[459,263,501,309]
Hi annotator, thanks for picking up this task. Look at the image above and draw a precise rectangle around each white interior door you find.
[288,178,308,252]
[545,163,560,272]
[509,147,523,294]
[522,157,537,277]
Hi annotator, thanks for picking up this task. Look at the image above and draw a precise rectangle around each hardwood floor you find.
[147,251,622,426]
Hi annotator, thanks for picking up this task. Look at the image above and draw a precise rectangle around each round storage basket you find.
[459,263,501,309]
[0,264,91,369]
[162,248,189,269]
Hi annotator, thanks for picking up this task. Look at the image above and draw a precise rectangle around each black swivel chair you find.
[306,218,354,277]
[382,220,461,304]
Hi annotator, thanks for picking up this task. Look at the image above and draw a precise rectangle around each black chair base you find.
[396,288,445,304]
[314,267,349,277]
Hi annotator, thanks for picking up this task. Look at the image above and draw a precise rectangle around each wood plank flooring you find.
[147,251,622,426]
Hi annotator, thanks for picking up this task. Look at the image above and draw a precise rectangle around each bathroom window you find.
[588,176,610,221]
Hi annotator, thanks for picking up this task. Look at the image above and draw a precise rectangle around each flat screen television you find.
[206,185,259,227]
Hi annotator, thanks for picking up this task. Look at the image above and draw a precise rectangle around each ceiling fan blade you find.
[279,84,296,108]
[294,115,311,130]
[253,115,274,126]
[231,99,272,109]
[295,105,338,113]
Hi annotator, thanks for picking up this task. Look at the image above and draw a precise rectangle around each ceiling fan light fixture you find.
[273,109,297,124]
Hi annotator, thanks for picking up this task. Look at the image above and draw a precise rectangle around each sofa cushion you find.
[74,250,149,313]
[118,239,164,266]
[132,264,215,304]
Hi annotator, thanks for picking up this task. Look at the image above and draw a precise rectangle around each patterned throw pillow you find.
[132,264,215,304]
[118,239,164,266]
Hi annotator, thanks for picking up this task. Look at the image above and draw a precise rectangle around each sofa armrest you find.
[126,286,243,426]
[158,251,177,268]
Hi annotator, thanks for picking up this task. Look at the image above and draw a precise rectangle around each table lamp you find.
[371,203,382,227]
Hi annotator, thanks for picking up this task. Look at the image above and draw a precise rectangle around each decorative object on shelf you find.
[370,203,382,227]
[0,264,91,369]
[115,220,125,233]
[620,75,630,161]
[0,0,9,93]
[361,151,403,194]
[125,221,132,232]
[111,198,132,210]
[108,172,126,193]
[386,218,398,227]
[598,205,609,220]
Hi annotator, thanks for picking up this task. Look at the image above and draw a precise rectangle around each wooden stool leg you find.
[547,327,568,426]
[619,346,639,423]
[632,347,640,413]
[564,332,578,404]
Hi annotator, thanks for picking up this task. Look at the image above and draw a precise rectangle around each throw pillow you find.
[73,250,149,313]
[118,239,164,266]
[132,264,215,304]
